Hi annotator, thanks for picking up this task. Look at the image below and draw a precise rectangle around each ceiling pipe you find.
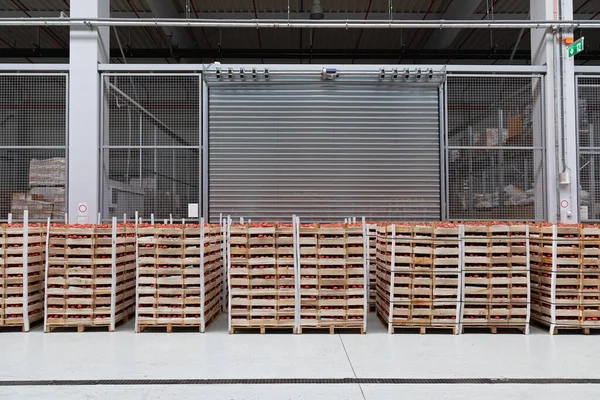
[0,17,598,29]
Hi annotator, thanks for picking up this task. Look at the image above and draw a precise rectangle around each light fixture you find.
[310,0,324,20]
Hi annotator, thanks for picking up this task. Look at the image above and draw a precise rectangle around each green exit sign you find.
[568,37,584,58]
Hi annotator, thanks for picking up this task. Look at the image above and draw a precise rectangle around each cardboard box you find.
[508,115,524,139]
[29,187,66,214]
[483,128,509,147]
[29,157,66,187]
[11,193,54,220]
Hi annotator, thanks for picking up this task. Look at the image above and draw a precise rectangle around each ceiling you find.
[0,0,598,64]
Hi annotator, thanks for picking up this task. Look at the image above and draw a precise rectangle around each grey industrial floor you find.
[1,314,599,399]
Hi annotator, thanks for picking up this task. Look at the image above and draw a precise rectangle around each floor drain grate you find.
[1,378,600,386]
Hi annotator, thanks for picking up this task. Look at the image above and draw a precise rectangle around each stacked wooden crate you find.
[375,223,411,331]
[376,223,461,334]
[581,226,600,330]
[298,223,318,329]
[461,223,530,333]
[530,224,599,334]
[45,222,136,332]
[199,224,224,329]
[298,223,366,334]
[0,223,45,331]
[275,223,296,328]
[229,223,295,333]
[431,224,462,329]
[228,223,250,329]
[367,223,377,311]
[137,224,189,330]
[95,224,136,324]
[46,224,96,331]
[137,223,223,332]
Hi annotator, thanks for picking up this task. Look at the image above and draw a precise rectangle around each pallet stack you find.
[275,223,296,328]
[298,222,318,330]
[229,223,250,329]
[431,224,462,329]
[198,224,224,329]
[229,223,296,333]
[581,225,600,330]
[298,223,366,334]
[461,223,530,333]
[0,222,45,331]
[367,223,377,311]
[136,223,223,332]
[45,222,136,332]
[376,223,461,334]
[95,224,136,324]
[530,224,600,334]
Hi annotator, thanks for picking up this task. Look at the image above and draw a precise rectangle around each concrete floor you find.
[1,314,599,399]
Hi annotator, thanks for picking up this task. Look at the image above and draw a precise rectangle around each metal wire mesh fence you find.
[101,74,200,222]
[446,75,546,221]
[577,76,600,222]
[0,74,67,221]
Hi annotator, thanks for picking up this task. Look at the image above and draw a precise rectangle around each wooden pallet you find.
[0,318,44,332]
[46,313,132,332]
[297,325,365,334]
[375,310,457,334]
[390,325,457,335]
[138,323,203,333]
[229,325,296,334]
[531,319,600,335]
[461,325,528,334]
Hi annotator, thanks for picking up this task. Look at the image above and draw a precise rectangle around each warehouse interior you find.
[1,0,600,399]
[0,0,598,223]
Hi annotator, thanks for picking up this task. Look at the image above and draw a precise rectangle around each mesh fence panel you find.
[0,74,67,221]
[578,76,600,221]
[101,74,201,222]
[446,75,546,221]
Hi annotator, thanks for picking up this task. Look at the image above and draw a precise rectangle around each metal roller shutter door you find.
[209,82,441,222]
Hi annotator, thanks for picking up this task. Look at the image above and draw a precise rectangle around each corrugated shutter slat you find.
[209,83,440,222]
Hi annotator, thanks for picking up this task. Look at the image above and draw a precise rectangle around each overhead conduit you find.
[0,17,598,29]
